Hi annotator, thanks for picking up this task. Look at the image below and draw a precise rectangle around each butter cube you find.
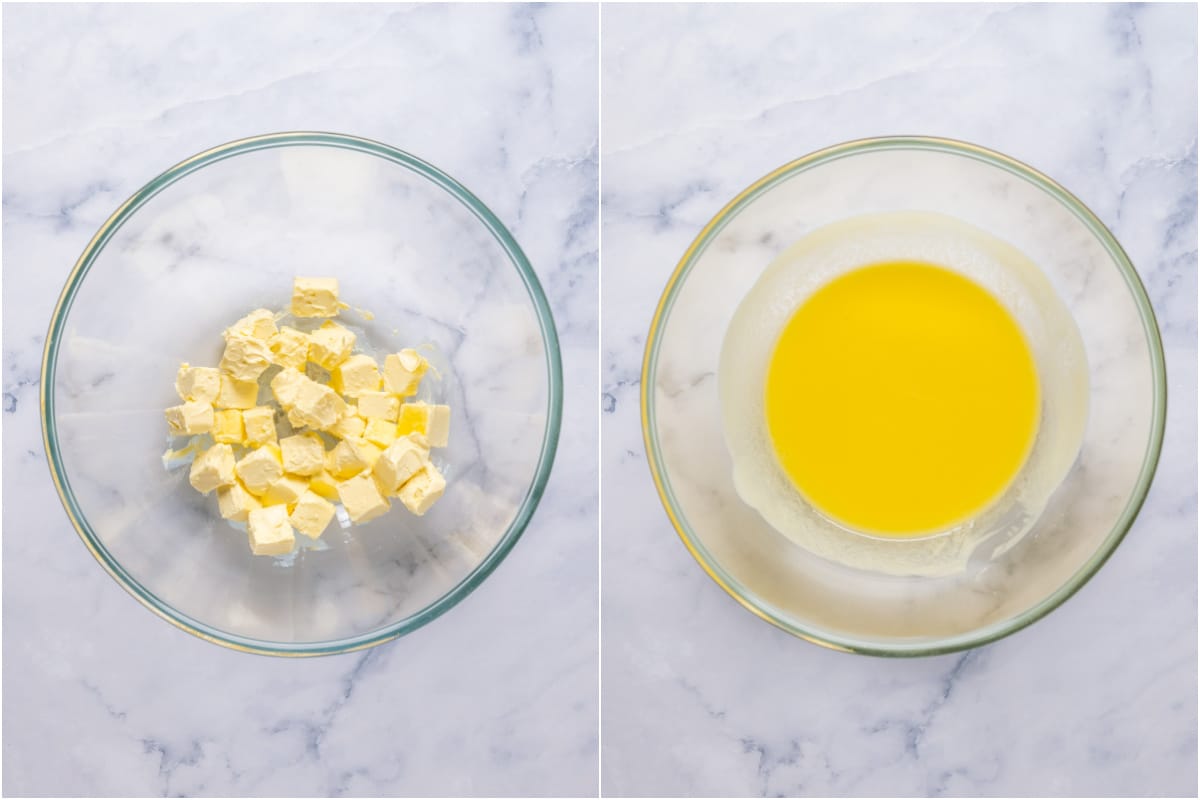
[383,349,428,396]
[220,332,273,382]
[356,391,400,422]
[165,400,214,436]
[247,505,295,556]
[212,409,245,444]
[307,321,357,370]
[424,405,450,448]
[174,363,220,404]
[373,434,430,495]
[242,406,278,446]
[330,412,366,441]
[308,470,341,502]
[325,437,382,480]
[338,473,391,523]
[363,417,398,448]
[189,443,236,494]
[217,374,259,410]
[280,432,326,476]
[291,277,341,318]
[261,474,309,509]
[397,463,446,516]
[235,444,284,495]
[286,380,345,430]
[290,490,336,539]
[270,367,307,409]
[269,326,310,370]
[331,354,382,397]
[217,480,262,522]
[395,402,451,447]
[225,308,278,341]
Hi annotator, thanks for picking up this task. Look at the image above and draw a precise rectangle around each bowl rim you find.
[41,131,564,657]
[640,135,1167,657]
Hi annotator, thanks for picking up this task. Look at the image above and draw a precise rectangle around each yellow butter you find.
[175,363,220,404]
[280,432,326,476]
[269,326,310,370]
[331,354,382,397]
[235,444,284,496]
[290,490,336,539]
[383,349,428,396]
[247,505,294,556]
[212,409,245,444]
[217,374,259,410]
[363,417,398,448]
[373,434,430,495]
[396,463,446,516]
[291,277,341,318]
[165,400,214,436]
[308,321,356,370]
[242,406,278,446]
[225,308,278,341]
[338,473,391,523]
[189,443,236,494]
[356,391,400,422]
[217,480,262,522]
[261,474,309,509]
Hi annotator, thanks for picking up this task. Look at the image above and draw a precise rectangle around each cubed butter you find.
[217,480,262,522]
[235,444,284,496]
[330,412,366,441]
[363,417,398,448]
[307,321,356,370]
[325,438,377,480]
[225,308,278,341]
[308,470,341,501]
[220,332,273,382]
[247,505,295,556]
[217,373,259,410]
[291,277,341,318]
[396,402,450,447]
[270,367,307,409]
[383,349,428,396]
[280,432,326,476]
[373,434,430,495]
[261,474,309,508]
[338,473,391,523]
[356,391,400,422]
[424,404,450,448]
[396,463,446,516]
[165,400,214,436]
[286,380,344,430]
[290,490,336,539]
[242,406,278,446]
[212,409,245,444]
[331,354,382,397]
[175,363,220,404]
[269,326,310,370]
[189,443,236,494]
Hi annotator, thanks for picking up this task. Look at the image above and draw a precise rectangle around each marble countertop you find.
[601,4,1197,797]
[3,4,597,796]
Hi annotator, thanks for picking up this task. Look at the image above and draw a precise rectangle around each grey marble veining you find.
[601,4,1196,797]
[3,4,598,797]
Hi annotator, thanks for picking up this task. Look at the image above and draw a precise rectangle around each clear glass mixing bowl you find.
[43,132,562,656]
[642,136,1166,656]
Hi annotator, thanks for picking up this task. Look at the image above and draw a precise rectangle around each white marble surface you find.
[601,4,1197,797]
[3,4,597,796]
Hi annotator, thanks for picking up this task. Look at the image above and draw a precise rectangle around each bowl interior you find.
[45,134,560,653]
[644,138,1164,654]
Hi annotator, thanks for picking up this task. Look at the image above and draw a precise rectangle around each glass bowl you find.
[641,136,1166,656]
[42,132,562,656]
